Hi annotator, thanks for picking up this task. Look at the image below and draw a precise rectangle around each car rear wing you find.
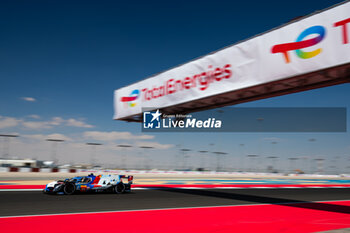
[120,175,133,184]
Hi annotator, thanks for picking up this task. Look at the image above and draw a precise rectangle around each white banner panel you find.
[114,1,350,120]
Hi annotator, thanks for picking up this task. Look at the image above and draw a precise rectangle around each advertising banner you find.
[114,1,350,120]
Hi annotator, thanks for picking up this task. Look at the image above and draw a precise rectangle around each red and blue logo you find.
[271,25,326,63]
[120,89,140,107]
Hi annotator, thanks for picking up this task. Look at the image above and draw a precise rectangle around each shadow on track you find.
[157,187,350,215]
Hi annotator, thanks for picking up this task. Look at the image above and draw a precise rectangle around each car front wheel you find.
[63,183,76,195]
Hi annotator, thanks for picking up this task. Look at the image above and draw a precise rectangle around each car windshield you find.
[80,177,91,183]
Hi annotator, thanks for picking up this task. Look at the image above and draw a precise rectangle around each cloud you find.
[83,131,154,141]
[49,117,64,126]
[66,118,94,128]
[22,121,52,130]
[137,134,155,140]
[135,141,174,150]
[21,97,36,102]
[0,115,94,130]
[28,115,40,119]
[21,117,94,130]
[22,117,65,130]
[0,116,20,129]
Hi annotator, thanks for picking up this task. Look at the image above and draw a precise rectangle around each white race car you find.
[43,173,133,195]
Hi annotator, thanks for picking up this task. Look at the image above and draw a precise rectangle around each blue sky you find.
[0,0,349,172]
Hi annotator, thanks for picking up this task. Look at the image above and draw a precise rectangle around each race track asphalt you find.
[1,188,350,217]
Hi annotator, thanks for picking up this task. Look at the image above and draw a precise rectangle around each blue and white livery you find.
[43,173,133,195]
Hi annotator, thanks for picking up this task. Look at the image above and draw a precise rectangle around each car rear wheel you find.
[114,182,125,194]
[63,183,76,195]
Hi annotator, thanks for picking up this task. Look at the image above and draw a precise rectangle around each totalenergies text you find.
[141,64,232,102]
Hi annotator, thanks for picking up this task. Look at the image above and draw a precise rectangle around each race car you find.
[43,173,133,195]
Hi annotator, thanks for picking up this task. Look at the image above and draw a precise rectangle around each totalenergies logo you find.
[121,89,140,107]
[120,64,232,105]
[271,25,326,63]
